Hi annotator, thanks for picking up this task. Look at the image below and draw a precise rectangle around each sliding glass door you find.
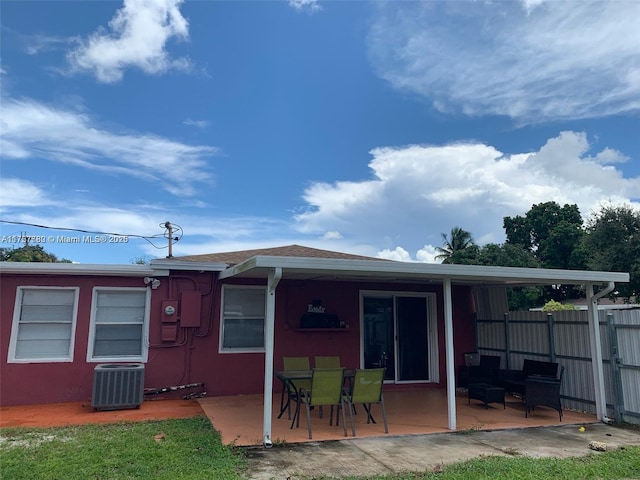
[362,292,437,383]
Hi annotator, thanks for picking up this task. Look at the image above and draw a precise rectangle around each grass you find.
[1,418,639,480]
[0,416,246,480]
[311,446,640,480]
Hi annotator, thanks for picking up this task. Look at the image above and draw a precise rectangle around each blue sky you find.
[1,0,639,264]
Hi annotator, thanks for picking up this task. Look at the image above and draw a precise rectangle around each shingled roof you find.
[174,244,387,266]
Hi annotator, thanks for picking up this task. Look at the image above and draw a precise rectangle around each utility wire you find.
[0,219,181,250]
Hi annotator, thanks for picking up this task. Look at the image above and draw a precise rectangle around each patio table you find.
[275,369,355,428]
[468,382,506,409]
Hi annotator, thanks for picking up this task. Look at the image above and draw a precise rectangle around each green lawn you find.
[325,446,640,480]
[1,417,639,480]
[0,416,246,480]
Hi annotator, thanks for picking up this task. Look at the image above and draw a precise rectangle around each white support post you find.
[262,267,281,447]
[586,282,607,421]
[443,277,457,431]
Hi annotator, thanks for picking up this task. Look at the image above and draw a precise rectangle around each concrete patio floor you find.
[1,388,596,446]
[4,389,639,480]
[199,388,598,446]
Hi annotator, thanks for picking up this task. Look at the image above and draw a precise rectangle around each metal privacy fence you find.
[474,306,640,424]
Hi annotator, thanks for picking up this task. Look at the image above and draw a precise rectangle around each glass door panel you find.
[396,296,429,382]
[363,296,395,380]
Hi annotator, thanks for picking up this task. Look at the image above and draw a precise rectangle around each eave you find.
[217,255,630,287]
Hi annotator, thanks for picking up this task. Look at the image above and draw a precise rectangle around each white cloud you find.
[416,245,439,264]
[1,97,217,196]
[24,34,74,55]
[0,179,54,208]
[295,132,640,261]
[183,118,209,128]
[368,1,640,121]
[67,0,191,83]
[377,246,412,262]
[521,0,549,14]
[289,0,322,14]
[322,231,342,240]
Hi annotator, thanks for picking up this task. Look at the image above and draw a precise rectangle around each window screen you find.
[10,288,77,362]
[221,286,265,350]
[90,289,147,360]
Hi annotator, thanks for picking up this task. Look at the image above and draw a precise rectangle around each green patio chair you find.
[314,356,341,368]
[298,367,348,439]
[280,356,311,421]
[343,368,387,436]
[314,357,343,419]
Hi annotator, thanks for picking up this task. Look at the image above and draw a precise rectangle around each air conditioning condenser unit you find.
[92,363,145,411]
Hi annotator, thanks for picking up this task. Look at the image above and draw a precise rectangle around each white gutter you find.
[586,281,615,422]
[150,259,227,272]
[218,255,629,286]
[0,262,157,277]
[263,267,281,447]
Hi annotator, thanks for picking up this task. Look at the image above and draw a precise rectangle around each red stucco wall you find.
[0,274,153,405]
[0,271,476,406]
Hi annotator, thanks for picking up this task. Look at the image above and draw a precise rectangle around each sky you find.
[1,0,639,265]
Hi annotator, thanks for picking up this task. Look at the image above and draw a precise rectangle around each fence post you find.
[607,313,624,423]
[547,313,556,362]
[473,312,478,352]
[504,312,511,369]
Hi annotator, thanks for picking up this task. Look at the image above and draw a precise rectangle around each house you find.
[0,245,629,446]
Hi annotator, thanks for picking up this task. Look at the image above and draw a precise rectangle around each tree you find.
[131,255,154,265]
[435,227,475,264]
[582,204,640,300]
[542,300,578,311]
[504,201,585,269]
[467,243,543,311]
[504,202,586,303]
[475,243,540,268]
[0,245,72,263]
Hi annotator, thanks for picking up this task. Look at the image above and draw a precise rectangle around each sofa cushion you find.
[522,359,560,379]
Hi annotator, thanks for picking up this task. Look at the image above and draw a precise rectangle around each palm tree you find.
[435,227,475,264]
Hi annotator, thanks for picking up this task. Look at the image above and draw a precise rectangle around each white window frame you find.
[8,286,79,363]
[219,285,266,353]
[87,287,150,363]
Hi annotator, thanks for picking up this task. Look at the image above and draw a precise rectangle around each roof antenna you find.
[163,221,174,258]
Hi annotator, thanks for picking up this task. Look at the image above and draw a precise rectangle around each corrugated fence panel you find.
[553,311,591,361]
[552,311,598,413]
[508,312,550,356]
[610,309,640,423]
[621,368,640,419]
[561,356,595,412]
[615,315,640,366]
[476,321,505,351]
[474,307,640,422]
[473,287,509,320]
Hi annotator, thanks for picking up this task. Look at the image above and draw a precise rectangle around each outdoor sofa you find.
[501,359,565,420]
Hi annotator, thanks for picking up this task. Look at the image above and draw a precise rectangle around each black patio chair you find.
[467,355,501,386]
[525,365,565,421]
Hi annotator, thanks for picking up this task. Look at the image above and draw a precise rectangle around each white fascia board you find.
[218,257,260,279]
[0,262,154,277]
[150,259,228,273]
[218,255,630,285]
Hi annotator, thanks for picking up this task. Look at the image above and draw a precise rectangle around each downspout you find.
[263,267,282,447]
[586,281,615,423]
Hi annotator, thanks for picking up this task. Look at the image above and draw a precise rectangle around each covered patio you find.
[199,388,597,446]
[213,255,629,446]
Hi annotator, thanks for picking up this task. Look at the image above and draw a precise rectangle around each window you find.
[8,287,79,363]
[87,287,150,362]
[220,286,265,352]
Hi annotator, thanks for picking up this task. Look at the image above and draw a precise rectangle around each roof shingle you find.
[174,244,386,266]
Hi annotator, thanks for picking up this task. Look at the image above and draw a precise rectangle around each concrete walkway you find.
[244,423,640,479]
